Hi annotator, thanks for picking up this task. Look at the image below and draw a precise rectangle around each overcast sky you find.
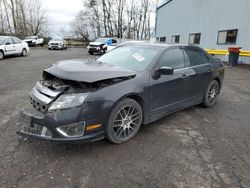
[42,0,83,36]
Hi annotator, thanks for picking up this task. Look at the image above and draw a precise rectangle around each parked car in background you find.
[87,38,118,55]
[48,37,67,50]
[17,43,224,144]
[23,36,44,46]
[0,36,29,60]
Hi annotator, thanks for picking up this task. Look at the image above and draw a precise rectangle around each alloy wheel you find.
[112,105,141,139]
[207,81,219,106]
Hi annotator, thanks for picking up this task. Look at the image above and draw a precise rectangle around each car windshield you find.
[0,37,5,45]
[97,46,162,71]
[52,38,62,41]
[95,38,107,43]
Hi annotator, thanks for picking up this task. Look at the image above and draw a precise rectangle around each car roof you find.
[0,36,15,38]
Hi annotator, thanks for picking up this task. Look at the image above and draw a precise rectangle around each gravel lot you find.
[0,48,250,188]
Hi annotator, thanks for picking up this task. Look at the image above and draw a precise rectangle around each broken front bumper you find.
[17,101,108,143]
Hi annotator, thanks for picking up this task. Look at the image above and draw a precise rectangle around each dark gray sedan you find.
[17,43,225,144]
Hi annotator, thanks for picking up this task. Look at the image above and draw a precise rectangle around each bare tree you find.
[0,0,47,36]
[70,10,90,40]
[71,0,157,40]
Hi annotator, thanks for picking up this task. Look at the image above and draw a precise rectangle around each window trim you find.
[189,33,201,45]
[217,29,238,45]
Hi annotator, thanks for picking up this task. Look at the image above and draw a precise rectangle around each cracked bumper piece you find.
[17,107,106,143]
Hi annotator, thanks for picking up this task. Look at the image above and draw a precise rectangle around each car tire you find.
[106,98,143,144]
[89,52,93,55]
[21,49,27,57]
[0,50,4,60]
[202,80,220,107]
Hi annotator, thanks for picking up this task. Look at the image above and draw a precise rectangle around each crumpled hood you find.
[44,59,136,83]
[89,42,105,46]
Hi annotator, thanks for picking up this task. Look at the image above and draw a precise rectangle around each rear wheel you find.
[0,51,4,60]
[202,80,220,107]
[106,98,143,144]
[21,49,27,57]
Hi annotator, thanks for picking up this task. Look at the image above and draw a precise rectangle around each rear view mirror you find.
[157,66,174,75]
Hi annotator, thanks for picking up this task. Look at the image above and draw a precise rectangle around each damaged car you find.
[87,38,117,55]
[17,43,225,144]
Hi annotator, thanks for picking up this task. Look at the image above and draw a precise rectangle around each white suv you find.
[0,36,30,60]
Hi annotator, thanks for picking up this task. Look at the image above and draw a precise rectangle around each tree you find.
[71,0,158,40]
[70,10,90,41]
[0,0,47,36]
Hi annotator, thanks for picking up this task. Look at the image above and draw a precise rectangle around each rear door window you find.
[184,47,209,66]
[157,48,186,70]
[13,37,22,44]
[6,38,14,45]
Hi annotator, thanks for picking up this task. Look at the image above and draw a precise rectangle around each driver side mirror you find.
[157,66,174,75]
[152,66,174,80]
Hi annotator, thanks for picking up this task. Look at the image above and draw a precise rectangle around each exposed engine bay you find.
[29,71,134,114]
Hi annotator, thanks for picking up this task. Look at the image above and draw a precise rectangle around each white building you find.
[156,0,250,52]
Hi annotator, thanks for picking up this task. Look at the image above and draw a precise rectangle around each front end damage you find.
[17,73,133,143]
[17,59,136,143]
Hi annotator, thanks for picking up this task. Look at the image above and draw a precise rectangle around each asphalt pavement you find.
[0,48,250,188]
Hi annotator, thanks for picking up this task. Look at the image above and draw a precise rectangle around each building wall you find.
[156,0,250,51]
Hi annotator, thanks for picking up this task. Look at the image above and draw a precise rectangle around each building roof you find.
[157,0,173,10]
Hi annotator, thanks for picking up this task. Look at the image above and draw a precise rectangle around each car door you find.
[183,46,213,99]
[149,47,190,120]
[4,38,16,55]
[13,37,23,54]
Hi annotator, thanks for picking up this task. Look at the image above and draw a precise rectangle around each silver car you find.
[48,38,67,50]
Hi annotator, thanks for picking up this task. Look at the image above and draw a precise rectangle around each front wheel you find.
[202,80,220,107]
[21,49,27,57]
[106,98,143,144]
